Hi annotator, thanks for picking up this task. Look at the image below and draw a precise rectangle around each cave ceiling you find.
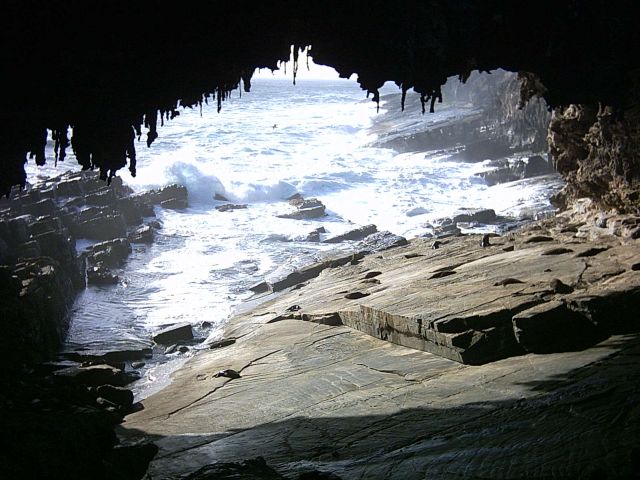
[1,0,639,196]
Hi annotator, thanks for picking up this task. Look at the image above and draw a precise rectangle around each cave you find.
[1,1,640,479]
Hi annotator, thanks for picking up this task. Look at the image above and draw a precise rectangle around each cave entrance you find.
[15,68,563,400]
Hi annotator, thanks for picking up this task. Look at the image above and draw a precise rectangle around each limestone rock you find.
[323,224,377,243]
[152,323,194,345]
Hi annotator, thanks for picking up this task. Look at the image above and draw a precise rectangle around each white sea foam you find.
[40,78,564,400]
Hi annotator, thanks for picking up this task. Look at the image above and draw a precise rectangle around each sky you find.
[252,49,356,81]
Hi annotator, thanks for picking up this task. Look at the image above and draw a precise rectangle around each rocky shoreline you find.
[120,200,640,479]
[0,170,188,479]
[3,170,640,478]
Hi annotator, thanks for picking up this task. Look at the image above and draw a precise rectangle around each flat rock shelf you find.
[120,208,640,479]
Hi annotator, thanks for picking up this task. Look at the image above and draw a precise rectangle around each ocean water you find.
[26,78,563,399]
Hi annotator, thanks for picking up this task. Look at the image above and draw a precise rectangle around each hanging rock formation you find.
[0,1,639,213]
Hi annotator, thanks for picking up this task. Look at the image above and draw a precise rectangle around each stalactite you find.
[145,111,158,148]
[401,84,408,111]
[53,127,69,167]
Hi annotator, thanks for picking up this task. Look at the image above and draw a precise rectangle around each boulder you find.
[452,208,497,224]
[152,322,194,345]
[323,224,377,243]
[277,198,326,219]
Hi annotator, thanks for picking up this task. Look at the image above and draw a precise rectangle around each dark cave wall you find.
[550,102,640,213]
[1,1,639,210]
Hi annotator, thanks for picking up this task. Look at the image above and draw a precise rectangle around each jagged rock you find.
[287,193,304,205]
[76,213,127,240]
[137,184,188,209]
[89,238,132,267]
[164,344,178,354]
[7,215,32,245]
[128,224,154,244]
[213,192,229,201]
[160,197,187,210]
[116,197,144,226]
[216,203,248,212]
[305,226,326,242]
[55,178,84,197]
[512,301,605,353]
[278,198,326,220]
[1,257,76,367]
[152,323,194,345]
[85,188,116,206]
[323,224,377,243]
[355,231,408,253]
[87,264,119,285]
[22,198,56,217]
[28,215,63,236]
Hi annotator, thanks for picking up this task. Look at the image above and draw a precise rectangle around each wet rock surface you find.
[277,197,327,220]
[0,170,186,368]
[122,207,640,479]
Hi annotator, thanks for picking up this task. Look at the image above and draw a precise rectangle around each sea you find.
[26,77,564,399]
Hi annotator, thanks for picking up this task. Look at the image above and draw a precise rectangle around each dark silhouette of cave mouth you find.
[2,1,639,198]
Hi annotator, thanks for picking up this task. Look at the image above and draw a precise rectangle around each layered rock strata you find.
[122,209,640,478]
[0,171,188,367]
